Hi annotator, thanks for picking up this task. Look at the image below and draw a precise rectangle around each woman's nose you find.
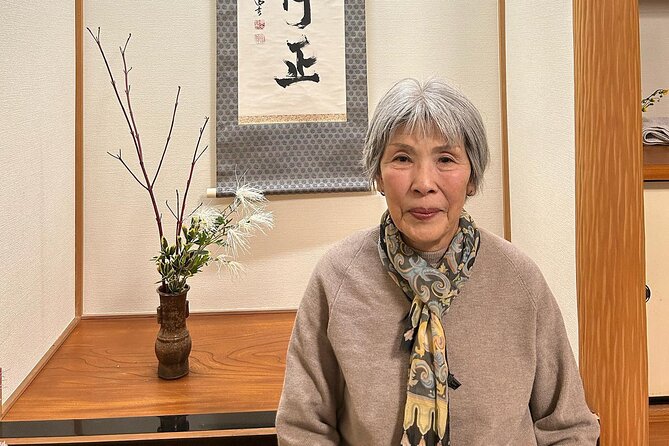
[411,163,437,195]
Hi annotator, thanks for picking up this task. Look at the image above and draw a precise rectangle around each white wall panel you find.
[0,2,75,405]
[640,0,669,396]
[506,1,579,358]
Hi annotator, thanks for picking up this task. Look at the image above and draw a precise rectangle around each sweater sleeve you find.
[275,259,344,445]
[529,273,600,445]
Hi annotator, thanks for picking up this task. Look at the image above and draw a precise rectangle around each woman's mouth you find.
[409,208,441,220]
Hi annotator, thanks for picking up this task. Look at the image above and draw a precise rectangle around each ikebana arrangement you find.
[87,28,273,379]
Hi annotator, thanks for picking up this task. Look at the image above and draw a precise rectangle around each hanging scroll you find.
[216,0,369,195]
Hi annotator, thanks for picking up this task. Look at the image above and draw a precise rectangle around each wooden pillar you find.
[76,0,84,317]
[498,0,511,241]
[574,1,649,444]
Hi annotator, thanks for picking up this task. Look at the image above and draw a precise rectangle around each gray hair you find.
[362,78,489,193]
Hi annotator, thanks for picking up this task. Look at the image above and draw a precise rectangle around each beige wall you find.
[640,0,669,118]
[643,186,669,397]
[640,0,669,397]
[83,0,504,314]
[505,1,580,358]
[0,2,76,405]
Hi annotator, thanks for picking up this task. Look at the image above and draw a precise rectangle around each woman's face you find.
[377,127,472,252]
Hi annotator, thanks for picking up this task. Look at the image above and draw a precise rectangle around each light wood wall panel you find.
[574,0,649,444]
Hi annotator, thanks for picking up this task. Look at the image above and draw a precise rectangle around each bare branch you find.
[122,33,131,54]
[188,202,204,217]
[152,86,181,187]
[165,200,178,220]
[116,33,166,249]
[175,189,181,240]
[88,27,167,285]
[193,117,210,164]
[195,145,208,164]
[175,116,210,239]
[107,150,148,190]
[86,27,141,159]
[120,39,143,161]
[176,190,180,221]
[87,27,100,43]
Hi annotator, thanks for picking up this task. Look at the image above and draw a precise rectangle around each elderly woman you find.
[276,78,599,445]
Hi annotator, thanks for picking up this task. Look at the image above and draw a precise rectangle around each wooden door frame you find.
[75,0,83,318]
[574,0,648,444]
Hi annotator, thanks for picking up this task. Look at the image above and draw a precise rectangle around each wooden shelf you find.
[644,145,669,181]
[0,311,295,443]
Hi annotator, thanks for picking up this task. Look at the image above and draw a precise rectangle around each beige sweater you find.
[276,227,599,445]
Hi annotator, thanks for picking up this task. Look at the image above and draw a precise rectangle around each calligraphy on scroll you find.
[237,0,346,124]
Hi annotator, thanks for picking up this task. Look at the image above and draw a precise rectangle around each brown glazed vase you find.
[155,285,192,379]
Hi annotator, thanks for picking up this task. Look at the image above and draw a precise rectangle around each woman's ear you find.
[466,181,476,197]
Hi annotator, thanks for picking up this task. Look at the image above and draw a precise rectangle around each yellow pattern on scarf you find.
[403,299,448,439]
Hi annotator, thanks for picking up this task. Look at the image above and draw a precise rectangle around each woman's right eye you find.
[393,155,410,163]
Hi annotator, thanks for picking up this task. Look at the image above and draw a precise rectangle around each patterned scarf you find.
[378,209,480,446]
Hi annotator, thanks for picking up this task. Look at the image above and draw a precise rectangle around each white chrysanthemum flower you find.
[237,218,254,233]
[248,211,274,231]
[236,210,273,232]
[226,225,250,255]
[216,255,246,278]
[234,185,267,210]
[184,186,272,280]
[191,205,219,229]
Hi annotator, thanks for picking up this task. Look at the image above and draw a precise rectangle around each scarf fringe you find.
[401,425,446,446]
[403,393,448,438]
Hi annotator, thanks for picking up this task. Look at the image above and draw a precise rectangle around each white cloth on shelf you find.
[643,117,669,145]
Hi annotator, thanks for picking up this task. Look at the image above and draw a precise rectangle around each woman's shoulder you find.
[304,226,381,305]
[478,228,538,270]
[316,226,379,274]
[476,227,551,308]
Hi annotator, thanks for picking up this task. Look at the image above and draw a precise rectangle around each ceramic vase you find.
[155,285,192,379]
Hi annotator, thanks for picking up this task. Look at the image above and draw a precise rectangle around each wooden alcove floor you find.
[2,312,296,422]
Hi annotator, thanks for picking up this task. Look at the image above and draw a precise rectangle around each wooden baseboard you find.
[650,404,669,445]
[650,404,669,423]
[0,317,80,420]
